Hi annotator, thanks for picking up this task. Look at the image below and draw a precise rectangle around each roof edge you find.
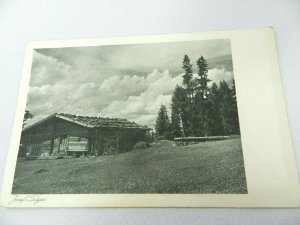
[22,113,57,131]
[22,113,152,131]
[56,114,90,128]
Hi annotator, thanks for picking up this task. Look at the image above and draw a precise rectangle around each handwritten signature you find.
[9,195,46,205]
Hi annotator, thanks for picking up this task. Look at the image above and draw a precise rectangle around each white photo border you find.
[1,27,300,207]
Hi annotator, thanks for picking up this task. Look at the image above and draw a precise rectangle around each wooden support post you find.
[87,130,92,155]
[95,129,98,155]
[90,129,95,156]
[50,138,54,155]
[63,136,67,156]
[116,130,122,154]
[58,136,62,153]
[67,135,70,151]
[49,118,55,156]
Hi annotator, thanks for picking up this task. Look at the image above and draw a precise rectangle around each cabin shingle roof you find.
[57,113,150,129]
[23,113,151,131]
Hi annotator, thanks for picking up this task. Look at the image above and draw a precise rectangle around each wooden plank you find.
[174,136,230,142]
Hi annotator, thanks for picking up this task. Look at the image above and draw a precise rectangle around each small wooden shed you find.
[19,113,151,157]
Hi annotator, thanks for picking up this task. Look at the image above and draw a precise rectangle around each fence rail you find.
[174,136,230,145]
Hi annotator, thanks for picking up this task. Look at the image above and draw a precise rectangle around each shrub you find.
[145,131,155,143]
[133,141,149,150]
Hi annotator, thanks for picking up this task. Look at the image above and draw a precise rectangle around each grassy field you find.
[12,137,247,194]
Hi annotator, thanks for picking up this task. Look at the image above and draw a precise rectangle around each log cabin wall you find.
[54,118,88,138]
[89,128,119,155]
[21,118,88,143]
[19,114,150,157]
[21,119,54,145]
[21,117,88,156]
[89,128,147,155]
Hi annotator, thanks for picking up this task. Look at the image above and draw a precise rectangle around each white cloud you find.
[26,51,234,129]
[99,74,149,98]
[30,52,71,87]
[99,68,234,128]
[100,70,181,127]
[208,67,234,87]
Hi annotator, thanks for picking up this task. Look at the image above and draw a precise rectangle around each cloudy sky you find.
[26,39,234,128]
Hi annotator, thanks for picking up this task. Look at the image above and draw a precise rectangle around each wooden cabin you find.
[19,113,151,157]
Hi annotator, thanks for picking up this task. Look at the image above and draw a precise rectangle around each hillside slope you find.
[12,137,247,194]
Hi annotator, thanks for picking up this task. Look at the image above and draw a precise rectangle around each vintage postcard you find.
[1,27,299,207]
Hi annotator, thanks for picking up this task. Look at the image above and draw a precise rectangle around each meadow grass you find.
[12,137,247,194]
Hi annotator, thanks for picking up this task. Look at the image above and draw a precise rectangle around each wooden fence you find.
[174,136,230,145]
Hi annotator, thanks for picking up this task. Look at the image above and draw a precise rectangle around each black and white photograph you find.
[1,0,300,224]
[12,39,247,194]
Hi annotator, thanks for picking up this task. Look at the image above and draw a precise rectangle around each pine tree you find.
[171,85,190,136]
[155,105,170,136]
[219,80,233,134]
[232,79,237,101]
[192,56,211,136]
[23,110,34,128]
[207,82,223,135]
[182,55,194,99]
[170,86,183,137]
[170,106,182,137]
[196,56,211,98]
[181,56,194,136]
[230,79,240,134]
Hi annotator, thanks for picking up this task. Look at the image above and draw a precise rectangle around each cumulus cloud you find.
[99,70,181,127]
[208,67,234,87]
[27,59,183,128]
[30,53,71,87]
[26,41,235,128]
[36,39,232,76]
[26,66,233,128]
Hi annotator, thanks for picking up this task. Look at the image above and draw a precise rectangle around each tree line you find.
[155,55,240,139]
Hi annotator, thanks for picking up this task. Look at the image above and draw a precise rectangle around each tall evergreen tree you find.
[163,55,241,138]
[170,86,183,137]
[196,56,211,98]
[170,105,182,137]
[182,55,194,99]
[171,85,190,136]
[155,105,170,136]
[230,79,240,134]
[232,79,237,101]
[219,80,233,134]
[207,82,223,135]
[192,56,211,136]
[181,56,195,136]
[23,110,34,128]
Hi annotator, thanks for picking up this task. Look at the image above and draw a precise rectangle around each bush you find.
[145,132,155,143]
[133,141,149,150]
